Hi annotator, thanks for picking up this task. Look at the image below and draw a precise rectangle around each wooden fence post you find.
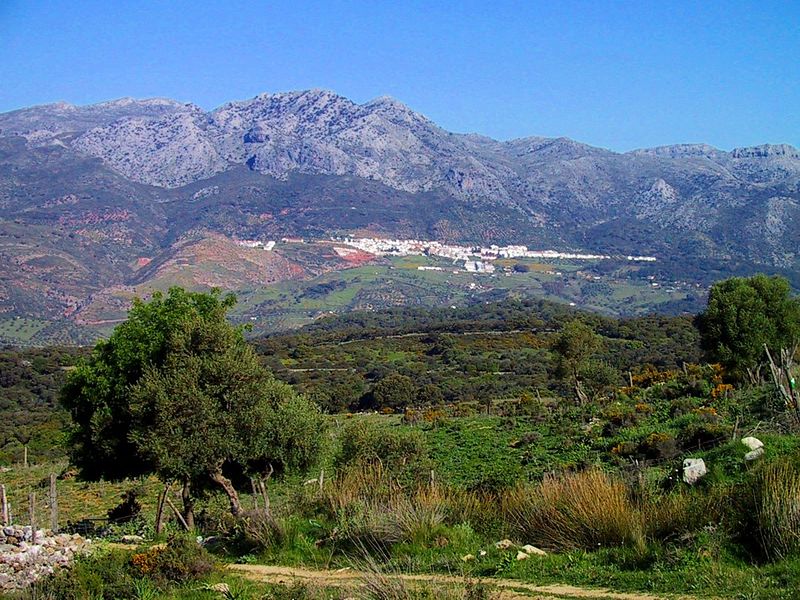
[23,446,28,468]
[28,492,36,530]
[1,485,8,526]
[49,473,58,532]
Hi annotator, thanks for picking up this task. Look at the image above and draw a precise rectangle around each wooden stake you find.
[28,492,36,530]
[318,469,324,493]
[154,483,169,535]
[49,473,58,532]
[1,485,8,526]
[23,446,28,468]
[164,496,190,531]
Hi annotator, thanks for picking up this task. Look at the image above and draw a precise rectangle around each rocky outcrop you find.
[73,110,228,188]
[0,525,91,592]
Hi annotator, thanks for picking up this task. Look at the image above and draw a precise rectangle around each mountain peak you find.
[731,143,800,159]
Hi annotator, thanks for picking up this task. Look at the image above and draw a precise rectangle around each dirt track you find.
[229,563,695,600]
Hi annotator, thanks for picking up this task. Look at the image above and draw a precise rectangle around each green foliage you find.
[697,274,800,381]
[338,420,431,483]
[60,286,325,519]
[60,287,237,480]
[0,346,84,464]
[371,373,418,411]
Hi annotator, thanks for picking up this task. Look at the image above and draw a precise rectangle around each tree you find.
[371,373,417,410]
[696,275,800,382]
[61,287,324,525]
[553,320,613,404]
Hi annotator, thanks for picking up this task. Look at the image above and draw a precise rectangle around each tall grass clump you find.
[746,459,800,561]
[324,468,447,548]
[503,468,645,552]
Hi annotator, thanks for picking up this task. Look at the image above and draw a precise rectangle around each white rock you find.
[461,554,475,562]
[516,551,529,560]
[121,534,145,544]
[683,458,707,485]
[745,448,765,462]
[495,539,514,550]
[741,437,764,451]
[521,544,547,556]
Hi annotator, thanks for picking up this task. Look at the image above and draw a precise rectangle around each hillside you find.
[1,90,799,343]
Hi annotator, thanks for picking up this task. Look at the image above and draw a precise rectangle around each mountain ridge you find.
[1,89,798,342]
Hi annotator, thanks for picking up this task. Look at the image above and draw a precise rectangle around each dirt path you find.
[229,563,694,600]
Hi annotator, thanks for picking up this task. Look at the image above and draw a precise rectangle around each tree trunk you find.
[210,467,242,517]
[181,479,195,530]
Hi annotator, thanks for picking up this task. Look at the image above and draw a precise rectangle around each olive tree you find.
[696,275,800,382]
[61,287,324,526]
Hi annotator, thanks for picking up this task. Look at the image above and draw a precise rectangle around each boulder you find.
[516,551,529,560]
[745,448,765,462]
[741,437,764,451]
[683,458,707,485]
[494,539,514,550]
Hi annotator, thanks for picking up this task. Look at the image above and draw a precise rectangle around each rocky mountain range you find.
[0,89,798,340]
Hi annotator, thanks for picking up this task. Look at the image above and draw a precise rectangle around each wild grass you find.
[749,459,800,561]
[502,468,645,552]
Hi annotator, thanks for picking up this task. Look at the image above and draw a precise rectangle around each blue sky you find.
[1,0,798,151]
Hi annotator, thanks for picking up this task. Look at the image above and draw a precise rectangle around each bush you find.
[32,548,138,599]
[337,421,431,484]
[237,508,285,550]
[131,535,215,584]
[503,468,645,552]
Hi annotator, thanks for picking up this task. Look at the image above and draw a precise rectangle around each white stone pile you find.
[0,525,91,592]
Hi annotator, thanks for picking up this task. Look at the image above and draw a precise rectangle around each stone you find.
[0,524,90,591]
[521,544,547,556]
[495,539,514,550]
[209,583,230,594]
[682,458,707,485]
[516,551,529,560]
[120,535,145,544]
[741,437,764,451]
[461,554,475,562]
[745,448,765,462]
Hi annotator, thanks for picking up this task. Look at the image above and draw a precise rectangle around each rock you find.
[209,583,230,594]
[745,448,765,462]
[521,544,547,556]
[120,535,145,544]
[479,550,487,556]
[741,437,764,451]
[461,554,475,562]
[0,524,90,591]
[516,551,529,560]
[683,458,707,485]
[495,539,514,550]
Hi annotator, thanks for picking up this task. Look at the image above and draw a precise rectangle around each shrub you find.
[337,420,431,484]
[33,548,138,599]
[503,468,645,552]
[131,535,215,584]
[237,508,285,550]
